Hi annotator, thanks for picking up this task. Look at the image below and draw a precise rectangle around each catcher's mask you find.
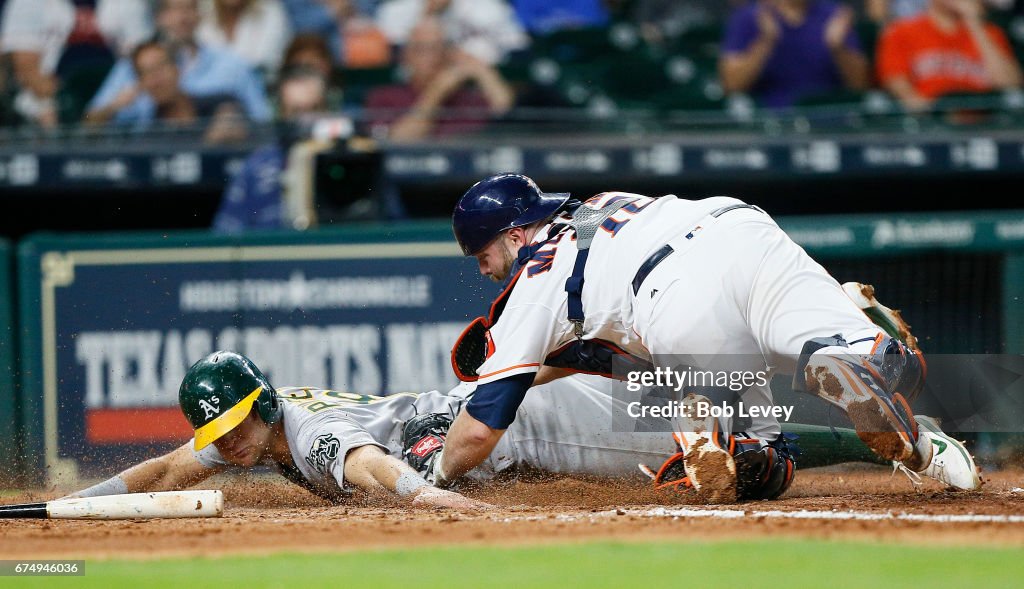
[179,351,281,450]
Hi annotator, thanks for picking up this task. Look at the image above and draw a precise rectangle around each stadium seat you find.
[531,27,617,63]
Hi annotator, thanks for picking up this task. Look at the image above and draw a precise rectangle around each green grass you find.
[1,539,1016,588]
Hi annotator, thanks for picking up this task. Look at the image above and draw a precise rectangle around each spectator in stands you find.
[0,0,152,128]
[877,0,1023,110]
[212,66,326,232]
[320,0,391,68]
[278,0,377,59]
[511,0,610,34]
[83,0,271,126]
[720,0,870,109]
[281,34,345,109]
[376,0,528,65]
[130,39,247,142]
[364,17,514,142]
[197,0,293,79]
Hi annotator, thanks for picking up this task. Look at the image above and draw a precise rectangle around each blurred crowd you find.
[1,0,1023,142]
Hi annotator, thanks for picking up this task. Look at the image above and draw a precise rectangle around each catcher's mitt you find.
[639,452,693,492]
[401,412,453,477]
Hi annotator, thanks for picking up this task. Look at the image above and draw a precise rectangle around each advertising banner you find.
[18,224,496,482]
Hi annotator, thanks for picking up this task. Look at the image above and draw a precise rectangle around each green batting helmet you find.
[179,351,281,450]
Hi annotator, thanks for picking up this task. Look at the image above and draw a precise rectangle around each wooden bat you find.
[0,490,223,520]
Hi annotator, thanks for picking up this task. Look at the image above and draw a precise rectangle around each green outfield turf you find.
[1,539,1015,588]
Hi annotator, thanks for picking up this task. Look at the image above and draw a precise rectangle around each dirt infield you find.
[3,466,1024,560]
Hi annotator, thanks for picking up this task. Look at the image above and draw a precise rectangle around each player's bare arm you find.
[343,444,491,510]
[433,411,506,486]
[66,443,222,499]
[533,365,573,386]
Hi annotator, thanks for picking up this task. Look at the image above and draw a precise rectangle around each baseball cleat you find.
[843,282,919,351]
[898,416,982,491]
[671,394,737,504]
[803,348,917,462]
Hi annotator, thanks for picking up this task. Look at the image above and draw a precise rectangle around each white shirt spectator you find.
[0,0,152,122]
[1,0,151,71]
[376,0,528,65]
[197,0,292,78]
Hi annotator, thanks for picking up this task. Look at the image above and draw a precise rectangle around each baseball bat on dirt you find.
[0,490,223,520]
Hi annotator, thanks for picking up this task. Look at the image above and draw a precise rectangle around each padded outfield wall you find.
[0,238,15,483]
[10,211,1024,485]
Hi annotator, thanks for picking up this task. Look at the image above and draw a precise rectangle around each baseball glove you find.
[639,452,693,492]
[401,412,453,479]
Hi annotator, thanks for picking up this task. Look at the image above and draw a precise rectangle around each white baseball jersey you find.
[474,193,745,385]
[473,192,884,441]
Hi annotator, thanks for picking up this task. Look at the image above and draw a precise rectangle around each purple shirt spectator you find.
[722,1,863,108]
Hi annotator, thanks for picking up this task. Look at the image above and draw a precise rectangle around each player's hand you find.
[411,487,494,511]
[756,4,781,44]
[824,5,854,51]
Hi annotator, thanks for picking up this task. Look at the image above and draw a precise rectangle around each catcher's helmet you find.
[452,173,570,256]
[179,351,281,450]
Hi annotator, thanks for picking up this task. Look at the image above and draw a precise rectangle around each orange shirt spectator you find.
[877,0,1023,110]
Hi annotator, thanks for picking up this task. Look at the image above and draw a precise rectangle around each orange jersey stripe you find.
[478,363,541,379]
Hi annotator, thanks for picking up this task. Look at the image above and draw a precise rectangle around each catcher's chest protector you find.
[451,197,653,382]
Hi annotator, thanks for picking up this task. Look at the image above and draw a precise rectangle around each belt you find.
[631,203,765,295]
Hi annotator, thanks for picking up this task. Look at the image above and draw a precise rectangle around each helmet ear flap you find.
[258,385,282,425]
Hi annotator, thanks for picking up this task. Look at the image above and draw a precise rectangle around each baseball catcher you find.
[429,173,980,503]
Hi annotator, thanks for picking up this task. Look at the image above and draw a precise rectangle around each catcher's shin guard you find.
[643,434,796,501]
[795,334,921,462]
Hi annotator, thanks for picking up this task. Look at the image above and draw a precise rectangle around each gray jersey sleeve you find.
[299,414,389,492]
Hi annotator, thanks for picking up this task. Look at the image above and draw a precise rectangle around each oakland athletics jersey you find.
[191,385,471,501]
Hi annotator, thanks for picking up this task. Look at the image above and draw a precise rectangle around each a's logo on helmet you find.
[199,397,221,420]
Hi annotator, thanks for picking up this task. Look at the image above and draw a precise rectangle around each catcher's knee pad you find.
[794,334,925,402]
[647,434,796,501]
[794,334,921,460]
